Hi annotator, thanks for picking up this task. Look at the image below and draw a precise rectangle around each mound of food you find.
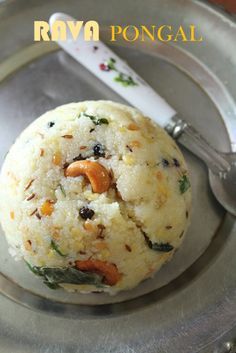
[0,101,191,294]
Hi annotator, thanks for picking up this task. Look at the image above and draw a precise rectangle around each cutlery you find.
[49,13,236,216]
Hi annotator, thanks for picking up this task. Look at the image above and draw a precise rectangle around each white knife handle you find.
[49,13,177,128]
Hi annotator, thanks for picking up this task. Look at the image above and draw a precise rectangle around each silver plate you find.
[0,0,236,352]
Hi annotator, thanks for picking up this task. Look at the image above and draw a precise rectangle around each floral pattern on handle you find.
[49,13,177,127]
[99,58,138,87]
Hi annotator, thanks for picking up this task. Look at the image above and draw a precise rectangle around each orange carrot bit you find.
[80,146,87,150]
[40,200,54,216]
[75,259,121,286]
[10,211,15,220]
[52,151,62,166]
[127,123,140,131]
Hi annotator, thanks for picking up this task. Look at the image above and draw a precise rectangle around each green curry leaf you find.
[179,175,191,194]
[25,263,104,290]
[58,183,66,197]
[96,118,109,125]
[50,240,67,257]
[143,233,174,252]
[79,113,109,126]
[25,261,43,276]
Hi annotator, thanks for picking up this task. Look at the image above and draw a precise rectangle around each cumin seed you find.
[61,135,73,139]
[97,224,106,239]
[25,179,35,191]
[166,225,173,230]
[29,208,38,216]
[125,244,132,252]
[126,145,133,152]
[35,212,42,220]
[26,193,35,201]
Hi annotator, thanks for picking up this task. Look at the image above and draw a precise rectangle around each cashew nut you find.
[75,259,121,286]
[65,160,110,193]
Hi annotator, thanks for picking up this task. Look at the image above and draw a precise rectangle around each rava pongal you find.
[0,101,191,294]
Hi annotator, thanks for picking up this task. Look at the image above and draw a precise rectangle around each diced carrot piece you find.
[40,200,54,216]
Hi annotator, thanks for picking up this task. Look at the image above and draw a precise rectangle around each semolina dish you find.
[0,101,191,294]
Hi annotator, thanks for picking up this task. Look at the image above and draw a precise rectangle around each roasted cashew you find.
[65,160,110,193]
[75,260,121,286]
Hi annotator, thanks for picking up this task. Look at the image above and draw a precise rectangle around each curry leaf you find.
[179,175,191,194]
[51,240,67,257]
[44,280,60,289]
[150,242,174,252]
[79,113,109,126]
[25,261,43,276]
[58,183,66,197]
[41,267,103,286]
[143,233,174,252]
[96,118,109,125]
[25,263,104,290]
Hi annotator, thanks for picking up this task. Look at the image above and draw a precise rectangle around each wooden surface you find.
[209,0,236,13]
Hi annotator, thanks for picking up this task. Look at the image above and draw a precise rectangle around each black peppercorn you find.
[48,121,55,128]
[93,143,105,157]
[173,158,180,167]
[79,207,95,220]
[162,158,169,167]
